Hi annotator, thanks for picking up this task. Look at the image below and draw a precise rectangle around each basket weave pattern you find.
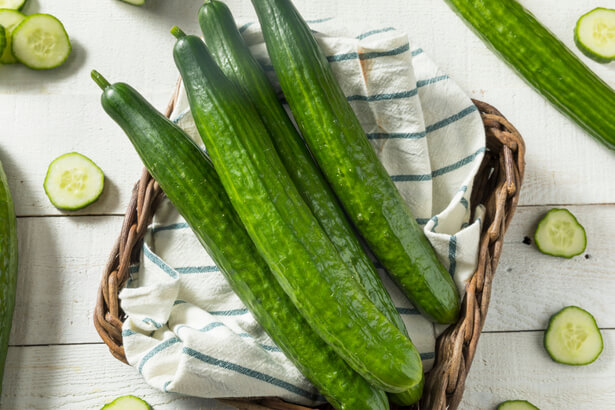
[94,91,525,410]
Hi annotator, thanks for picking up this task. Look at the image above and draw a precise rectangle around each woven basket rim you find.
[93,87,525,410]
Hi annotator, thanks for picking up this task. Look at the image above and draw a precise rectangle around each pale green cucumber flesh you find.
[0,0,26,11]
[534,208,586,258]
[544,306,603,366]
[12,13,71,69]
[497,400,540,410]
[100,395,151,410]
[44,152,104,210]
[0,9,25,64]
[575,8,615,63]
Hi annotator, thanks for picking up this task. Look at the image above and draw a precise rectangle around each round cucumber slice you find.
[0,25,6,57]
[11,13,71,69]
[534,208,586,258]
[44,153,104,211]
[0,0,26,11]
[119,0,146,5]
[575,8,615,63]
[0,8,25,64]
[101,395,151,410]
[544,306,603,366]
[497,400,540,410]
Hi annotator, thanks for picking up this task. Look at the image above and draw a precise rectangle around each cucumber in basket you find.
[92,71,389,410]
[251,0,460,324]
[575,8,615,64]
[442,0,615,151]
[497,400,540,410]
[0,159,18,395]
[101,395,151,410]
[0,8,25,64]
[171,28,423,393]
[544,306,603,366]
[198,0,423,403]
[11,13,71,69]
[0,0,26,11]
[534,208,586,258]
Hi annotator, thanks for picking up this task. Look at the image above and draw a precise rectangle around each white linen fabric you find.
[119,18,486,406]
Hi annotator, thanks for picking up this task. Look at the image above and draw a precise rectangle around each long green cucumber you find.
[443,0,615,152]
[91,71,389,410]
[171,29,422,393]
[0,159,17,396]
[198,1,423,402]
[251,0,460,324]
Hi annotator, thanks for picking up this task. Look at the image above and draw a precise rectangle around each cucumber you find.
[12,13,71,69]
[171,28,423,393]
[0,25,6,57]
[544,306,603,366]
[534,208,586,258]
[575,8,615,64]
[101,395,151,410]
[92,71,389,410]
[198,2,423,402]
[0,160,18,396]
[251,0,460,324]
[0,9,25,64]
[119,0,145,5]
[43,152,104,211]
[443,0,615,152]
[0,0,26,11]
[497,400,540,410]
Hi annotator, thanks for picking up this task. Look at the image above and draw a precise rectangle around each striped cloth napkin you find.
[119,17,486,406]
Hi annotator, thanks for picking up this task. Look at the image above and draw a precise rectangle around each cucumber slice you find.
[0,0,26,10]
[534,208,586,258]
[544,306,603,366]
[11,13,71,69]
[119,0,146,5]
[43,153,104,211]
[101,395,151,410]
[0,25,6,57]
[0,8,25,64]
[497,400,540,410]
[575,8,615,63]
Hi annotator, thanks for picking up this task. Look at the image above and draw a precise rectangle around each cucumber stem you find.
[91,70,111,90]
[171,26,187,39]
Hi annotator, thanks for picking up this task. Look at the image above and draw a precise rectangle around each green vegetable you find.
[12,14,71,69]
[92,70,389,410]
[575,8,615,64]
[198,2,424,401]
[497,400,540,410]
[100,395,151,410]
[43,152,104,210]
[0,160,17,396]
[119,0,145,5]
[251,0,460,324]
[0,9,25,64]
[442,0,615,152]
[0,25,6,57]
[544,306,603,366]
[171,28,423,393]
[534,208,586,258]
[0,0,26,11]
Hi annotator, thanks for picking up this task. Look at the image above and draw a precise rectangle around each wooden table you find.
[1,0,614,408]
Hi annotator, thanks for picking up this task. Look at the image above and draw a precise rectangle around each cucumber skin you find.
[97,80,389,410]
[0,25,6,57]
[497,400,540,410]
[172,34,423,393]
[574,8,615,64]
[0,160,17,395]
[443,0,615,151]
[251,0,460,324]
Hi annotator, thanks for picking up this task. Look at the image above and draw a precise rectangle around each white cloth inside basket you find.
[119,18,486,406]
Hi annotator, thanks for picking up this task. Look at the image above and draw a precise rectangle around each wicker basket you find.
[93,81,525,410]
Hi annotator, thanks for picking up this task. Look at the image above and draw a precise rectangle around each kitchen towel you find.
[119,17,486,406]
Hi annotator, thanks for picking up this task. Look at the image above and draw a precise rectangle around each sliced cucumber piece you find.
[0,8,25,64]
[44,153,104,211]
[0,0,26,11]
[0,25,6,57]
[497,400,540,410]
[119,0,146,5]
[101,395,151,410]
[12,13,71,69]
[534,208,586,258]
[575,8,615,63]
[544,306,603,366]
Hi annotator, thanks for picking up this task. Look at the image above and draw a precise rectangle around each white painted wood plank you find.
[484,205,615,332]
[1,344,233,410]
[461,331,615,410]
[1,0,614,216]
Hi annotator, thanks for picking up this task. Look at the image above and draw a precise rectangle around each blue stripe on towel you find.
[420,352,435,360]
[448,235,457,277]
[416,217,430,225]
[143,245,178,279]
[182,347,319,401]
[174,300,187,306]
[138,337,180,374]
[416,74,449,88]
[122,329,137,337]
[347,88,417,102]
[163,381,172,393]
[152,222,189,233]
[209,308,250,316]
[391,146,485,182]
[143,317,163,329]
[175,265,220,274]
[411,48,424,57]
[366,131,426,140]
